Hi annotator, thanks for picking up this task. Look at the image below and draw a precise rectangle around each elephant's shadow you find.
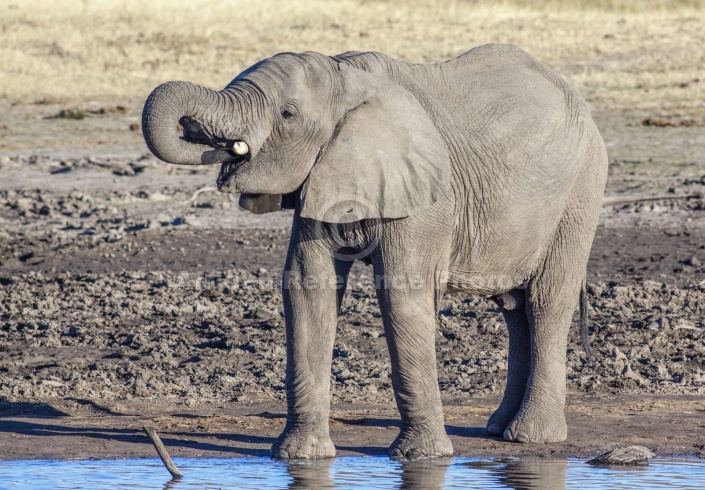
[0,404,497,460]
[331,415,500,448]
[173,416,498,457]
[445,424,498,440]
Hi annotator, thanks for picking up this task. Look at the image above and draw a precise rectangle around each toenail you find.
[407,449,424,460]
[503,427,514,441]
[487,423,501,435]
[390,448,404,459]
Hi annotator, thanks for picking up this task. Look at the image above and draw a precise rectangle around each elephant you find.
[142,43,608,459]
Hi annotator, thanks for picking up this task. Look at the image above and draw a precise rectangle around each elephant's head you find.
[142,52,450,223]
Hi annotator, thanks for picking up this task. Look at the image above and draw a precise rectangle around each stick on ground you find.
[602,194,700,206]
[188,186,218,205]
[143,426,183,479]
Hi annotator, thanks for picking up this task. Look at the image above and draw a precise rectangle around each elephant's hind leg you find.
[503,140,605,444]
[504,217,598,443]
[502,276,574,444]
[486,289,531,436]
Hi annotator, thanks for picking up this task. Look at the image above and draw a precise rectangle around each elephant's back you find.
[438,43,595,202]
[439,43,590,128]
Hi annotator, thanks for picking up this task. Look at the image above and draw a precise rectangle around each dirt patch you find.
[2,246,705,405]
[1,395,704,460]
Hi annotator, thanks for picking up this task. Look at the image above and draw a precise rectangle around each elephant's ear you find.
[300,64,450,223]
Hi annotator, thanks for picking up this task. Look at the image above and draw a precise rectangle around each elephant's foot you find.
[271,429,335,459]
[389,425,453,460]
[503,405,567,444]
[486,400,522,436]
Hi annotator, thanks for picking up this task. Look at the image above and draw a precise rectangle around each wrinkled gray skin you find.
[142,44,608,459]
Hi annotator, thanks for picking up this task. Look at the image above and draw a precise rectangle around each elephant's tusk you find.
[232,141,249,155]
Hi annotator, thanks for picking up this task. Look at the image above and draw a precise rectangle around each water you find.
[1,457,704,489]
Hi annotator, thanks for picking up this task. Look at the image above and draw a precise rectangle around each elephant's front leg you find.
[376,272,453,459]
[271,239,351,460]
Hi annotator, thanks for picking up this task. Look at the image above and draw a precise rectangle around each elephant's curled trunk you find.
[142,81,232,165]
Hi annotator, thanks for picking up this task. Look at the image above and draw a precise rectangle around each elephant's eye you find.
[281,108,296,120]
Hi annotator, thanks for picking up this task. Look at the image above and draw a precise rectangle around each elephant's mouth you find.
[216,157,247,191]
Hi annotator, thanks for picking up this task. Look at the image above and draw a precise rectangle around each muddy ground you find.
[1,100,705,461]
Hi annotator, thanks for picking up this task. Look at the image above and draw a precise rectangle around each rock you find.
[684,256,701,267]
[13,197,33,212]
[622,364,648,385]
[587,283,603,297]
[613,347,648,385]
[106,228,125,242]
[588,446,655,466]
[146,192,170,202]
[183,215,202,227]
[199,288,220,299]
[40,380,65,388]
[656,363,670,379]
[253,308,273,320]
[612,346,627,362]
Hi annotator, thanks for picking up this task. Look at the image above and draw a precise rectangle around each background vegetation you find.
[0,0,703,115]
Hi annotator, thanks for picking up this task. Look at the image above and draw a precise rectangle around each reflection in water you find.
[464,458,568,490]
[286,459,334,489]
[399,459,451,489]
[281,456,571,489]
[162,477,182,490]
[284,457,451,489]
[497,459,567,490]
[2,456,704,489]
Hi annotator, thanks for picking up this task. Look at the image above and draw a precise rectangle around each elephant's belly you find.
[446,188,566,296]
[444,268,527,297]
[446,219,550,296]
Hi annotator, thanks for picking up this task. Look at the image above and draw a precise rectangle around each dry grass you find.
[472,0,705,10]
[0,0,703,115]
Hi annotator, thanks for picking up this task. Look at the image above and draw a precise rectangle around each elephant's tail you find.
[580,279,595,363]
